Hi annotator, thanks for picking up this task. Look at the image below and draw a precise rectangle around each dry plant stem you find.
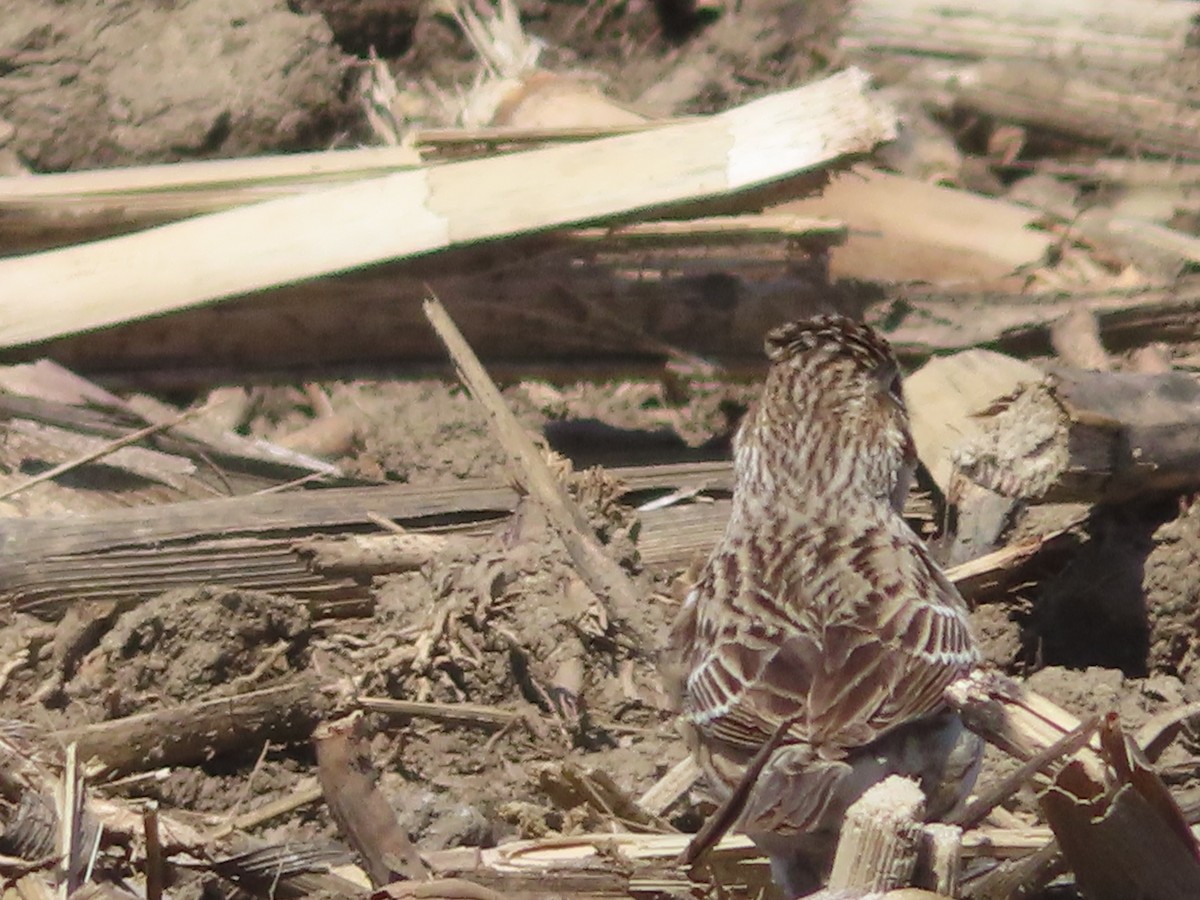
[919,823,961,896]
[942,514,1085,602]
[1136,700,1200,763]
[423,296,642,634]
[1049,308,1110,370]
[54,676,340,777]
[945,670,1110,819]
[637,756,700,818]
[56,743,84,897]
[142,803,164,900]
[358,695,653,739]
[0,69,895,348]
[827,776,925,892]
[296,532,460,576]
[950,715,1100,829]
[218,781,323,836]
[939,61,1200,159]
[842,0,1197,71]
[357,696,524,730]
[314,713,429,885]
[0,406,203,501]
[967,839,1066,900]
[676,715,800,867]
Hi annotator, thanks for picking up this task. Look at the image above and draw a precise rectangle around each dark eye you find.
[876,364,904,404]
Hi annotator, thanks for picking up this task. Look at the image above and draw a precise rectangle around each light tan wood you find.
[844,0,1198,72]
[904,349,1043,496]
[781,166,1052,284]
[954,367,1200,503]
[922,61,1200,161]
[828,776,925,893]
[0,69,895,349]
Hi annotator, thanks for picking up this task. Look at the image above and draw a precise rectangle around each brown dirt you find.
[0,0,354,171]
[5,374,1200,895]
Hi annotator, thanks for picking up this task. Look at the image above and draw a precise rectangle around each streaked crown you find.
[735,315,914,513]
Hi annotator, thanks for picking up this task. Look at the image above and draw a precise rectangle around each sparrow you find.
[669,315,981,896]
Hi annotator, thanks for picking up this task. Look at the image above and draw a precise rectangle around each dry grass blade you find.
[0,406,204,501]
[422,294,644,639]
[950,715,1100,829]
[141,803,163,900]
[676,714,800,867]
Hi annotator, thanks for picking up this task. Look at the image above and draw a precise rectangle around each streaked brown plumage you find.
[669,316,981,896]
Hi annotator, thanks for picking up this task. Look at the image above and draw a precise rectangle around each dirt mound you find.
[0,0,353,171]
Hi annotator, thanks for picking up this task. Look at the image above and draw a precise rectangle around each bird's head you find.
[734,316,916,515]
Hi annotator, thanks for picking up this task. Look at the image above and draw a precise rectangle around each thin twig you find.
[143,802,164,900]
[422,294,643,637]
[677,714,802,867]
[57,742,83,897]
[951,715,1100,829]
[0,406,205,501]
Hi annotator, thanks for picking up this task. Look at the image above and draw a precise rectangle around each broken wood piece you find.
[917,824,961,897]
[962,839,1066,900]
[295,532,463,577]
[637,756,700,818]
[904,349,1043,563]
[0,69,896,349]
[536,762,673,833]
[781,166,1052,284]
[1041,714,1200,900]
[950,715,1099,829]
[314,712,429,886]
[141,802,164,900]
[827,776,925,893]
[842,0,1198,73]
[945,670,1107,781]
[0,460,730,616]
[953,366,1200,503]
[920,61,1200,160]
[56,742,86,895]
[0,408,204,502]
[1049,308,1111,371]
[904,349,1043,498]
[0,363,341,499]
[423,296,643,637]
[53,676,343,777]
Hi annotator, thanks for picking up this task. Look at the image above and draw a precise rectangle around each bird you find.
[668,315,982,897]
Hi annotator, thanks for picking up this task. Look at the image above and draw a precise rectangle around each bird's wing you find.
[680,517,977,755]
